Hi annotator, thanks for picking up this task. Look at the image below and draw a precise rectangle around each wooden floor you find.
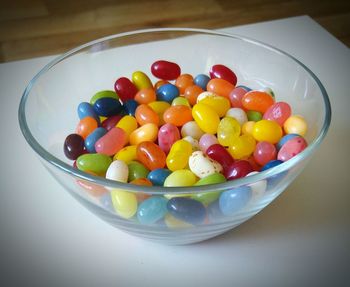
[0,0,349,63]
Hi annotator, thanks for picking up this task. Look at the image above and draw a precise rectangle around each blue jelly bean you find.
[266,170,288,190]
[147,168,172,186]
[207,200,224,221]
[124,99,138,116]
[261,159,283,171]
[93,97,123,117]
[156,83,179,103]
[84,127,107,153]
[167,197,206,225]
[236,85,252,92]
[77,102,100,123]
[137,196,168,225]
[219,186,251,216]
[194,74,210,90]
[277,133,299,150]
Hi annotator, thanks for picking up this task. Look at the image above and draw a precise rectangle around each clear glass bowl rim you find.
[18,27,332,194]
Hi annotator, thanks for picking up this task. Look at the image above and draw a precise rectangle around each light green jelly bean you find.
[164,169,197,187]
[111,189,137,219]
[172,97,190,107]
[76,153,112,176]
[90,90,119,105]
[128,161,149,182]
[247,110,262,122]
[191,173,226,205]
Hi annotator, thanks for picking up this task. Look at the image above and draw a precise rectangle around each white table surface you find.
[1,16,349,287]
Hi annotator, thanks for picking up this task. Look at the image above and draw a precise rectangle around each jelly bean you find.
[247,110,262,122]
[228,87,248,108]
[226,108,248,126]
[206,144,234,172]
[77,102,100,123]
[175,74,194,94]
[95,127,127,156]
[263,102,291,126]
[260,159,283,171]
[164,169,197,187]
[207,78,235,99]
[106,160,129,182]
[135,104,159,126]
[192,173,226,205]
[116,115,138,137]
[228,134,256,159]
[100,192,114,212]
[181,121,204,140]
[197,94,230,117]
[114,77,138,102]
[182,136,200,151]
[194,74,210,90]
[163,105,193,127]
[196,91,217,103]
[199,133,219,153]
[164,214,192,229]
[76,116,98,139]
[277,136,307,161]
[113,145,137,162]
[129,123,158,145]
[189,151,222,178]
[166,140,193,171]
[111,189,137,219]
[64,133,85,160]
[246,171,267,199]
[154,80,169,90]
[224,160,254,180]
[252,120,283,144]
[85,127,107,153]
[147,168,172,186]
[151,60,181,80]
[101,114,122,131]
[76,177,107,197]
[123,99,138,116]
[253,141,277,166]
[137,196,168,225]
[76,153,112,176]
[128,161,150,182]
[171,97,190,107]
[219,186,251,215]
[242,121,255,136]
[136,141,166,170]
[93,97,123,117]
[277,133,299,150]
[134,88,156,104]
[242,91,274,113]
[90,90,119,106]
[217,116,241,147]
[156,83,179,103]
[184,85,203,105]
[132,71,153,90]
[167,197,206,225]
[192,103,220,134]
[158,123,181,154]
[283,115,308,136]
[148,101,170,125]
[130,178,153,186]
[236,85,251,92]
[209,64,237,86]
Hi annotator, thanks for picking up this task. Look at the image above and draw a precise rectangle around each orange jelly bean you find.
[129,123,158,145]
[206,78,235,99]
[242,91,274,113]
[134,88,156,104]
[175,74,194,94]
[137,141,166,170]
[135,104,160,126]
[130,178,152,201]
[184,85,204,105]
[76,116,98,139]
[163,105,193,127]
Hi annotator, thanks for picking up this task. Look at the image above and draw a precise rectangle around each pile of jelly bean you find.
[64,60,308,225]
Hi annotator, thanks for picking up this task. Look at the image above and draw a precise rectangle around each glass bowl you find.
[18,28,331,245]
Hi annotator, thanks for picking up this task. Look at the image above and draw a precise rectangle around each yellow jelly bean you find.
[164,213,193,229]
[116,115,138,136]
[110,189,137,219]
[113,145,137,162]
[166,140,193,171]
[164,169,197,187]
[228,134,256,159]
[283,115,308,136]
[172,97,190,107]
[129,123,158,145]
[192,103,220,134]
[252,119,283,144]
[197,94,230,117]
[132,71,153,90]
[99,116,107,122]
[242,121,255,136]
[148,101,171,125]
[217,116,241,146]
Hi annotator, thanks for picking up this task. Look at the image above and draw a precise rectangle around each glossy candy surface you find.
[93,97,123,117]
[151,60,181,80]
[114,145,137,162]
[263,102,291,126]
[277,136,307,161]
[77,102,100,123]
[184,85,203,105]
[101,114,122,131]
[164,169,197,187]
[167,197,206,225]
[252,120,283,144]
[229,87,248,108]
[76,153,112,176]
[217,116,241,146]
[156,83,179,103]
[106,160,129,182]
[228,134,256,159]
[147,168,172,186]
[134,88,156,104]
[85,127,107,153]
[181,121,204,140]
[132,71,153,90]
[158,123,181,154]
[283,115,308,136]
[206,144,234,171]
[194,74,210,90]
[114,77,138,102]
[219,186,251,215]
[76,116,98,139]
[129,123,158,145]
[199,133,219,153]
[111,190,137,219]
[175,74,194,94]
[192,103,220,134]
[254,141,277,166]
[95,127,127,156]
[166,139,193,171]
[128,161,150,182]
[242,91,274,113]
[163,105,193,126]
[189,151,223,178]
[206,78,235,99]
[198,94,230,117]
[90,90,119,105]
[116,115,138,137]
[64,133,85,160]
[136,141,166,170]
[123,99,138,116]
[135,104,159,126]
[210,64,237,85]
[224,160,254,180]
[137,196,168,225]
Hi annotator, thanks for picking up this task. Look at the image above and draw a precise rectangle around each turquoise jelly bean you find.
[156,83,179,103]
[85,127,107,153]
[219,186,251,216]
[147,168,172,186]
[137,196,168,224]
[194,74,210,90]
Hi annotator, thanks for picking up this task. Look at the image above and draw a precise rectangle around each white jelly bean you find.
[246,171,267,200]
[182,136,200,151]
[189,151,222,178]
[226,108,248,126]
[106,160,129,182]
[181,121,205,140]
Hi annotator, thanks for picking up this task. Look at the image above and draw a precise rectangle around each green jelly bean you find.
[164,169,197,187]
[247,110,262,122]
[90,90,119,105]
[192,173,226,205]
[76,153,112,176]
[128,161,150,182]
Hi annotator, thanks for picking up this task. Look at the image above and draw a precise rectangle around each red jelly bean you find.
[229,87,248,108]
[224,160,254,180]
[137,141,166,170]
[114,77,138,102]
[95,127,127,156]
[277,136,307,162]
[206,144,234,172]
[242,91,274,113]
[253,141,277,166]
[151,60,181,80]
[64,133,85,160]
[163,105,193,127]
[101,114,123,131]
[158,123,181,154]
[263,102,291,126]
[209,64,237,86]
[207,78,235,99]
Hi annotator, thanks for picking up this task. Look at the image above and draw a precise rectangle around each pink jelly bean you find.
[151,60,181,80]
[199,133,219,153]
[277,136,307,162]
[157,123,181,154]
[209,64,237,86]
[206,144,234,172]
[224,160,254,180]
[95,127,127,156]
[114,77,138,102]
[228,87,248,108]
[253,141,277,166]
[263,102,291,126]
